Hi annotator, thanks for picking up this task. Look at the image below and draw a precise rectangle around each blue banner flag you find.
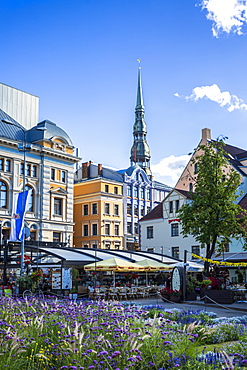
[10,190,32,242]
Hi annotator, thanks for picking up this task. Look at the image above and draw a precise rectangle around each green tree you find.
[178,139,247,271]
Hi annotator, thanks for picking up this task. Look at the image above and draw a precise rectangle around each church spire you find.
[130,61,152,177]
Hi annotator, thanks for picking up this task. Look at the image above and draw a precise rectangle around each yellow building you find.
[74,162,124,249]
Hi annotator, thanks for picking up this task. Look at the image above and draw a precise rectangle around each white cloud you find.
[151,155,190,187]
[175,84,247,112]
[200,0,247,37]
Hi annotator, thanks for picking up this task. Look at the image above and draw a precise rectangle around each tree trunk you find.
[204,237,217,274]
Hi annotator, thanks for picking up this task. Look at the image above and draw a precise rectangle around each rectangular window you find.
[147,226,153,239]
[127,203,132,215]
[134,187,138,198]
[169,201,173,213]
[172,247,179,259]
[114,224,119,236]
[105,203,110,214]
[134,204,138,216]
[114,204,119,216]
[92,243,97,249]
[51,168,55,180]
[147,206,150,213]
[127,186,132,197]
[114,186,118,194]
[27,164,31,176]
[54,198,62,215]
[92,203,97,214]
[147,190,151,200]
[105,184,109,193]
[127,222,132,234]
[175,200,179,212]
[5,160,11,172]
[92,224,98,236]
[20,163,24,175]
[32,165,37,177]
[191,245,200,257]
[61,171,66,183]
[134,223,138,234]
[84,224,88,236]
[171,223,179,237]
[83,204,88,215]
[140,188,144,199]
[0,159,3,171]
[105,224,110,236]
[53,232,61,243]
[140,205,145,216]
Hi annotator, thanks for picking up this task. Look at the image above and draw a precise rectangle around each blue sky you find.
[1,0,247,186]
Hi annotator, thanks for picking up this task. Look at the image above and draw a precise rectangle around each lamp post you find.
[3,120,46,276]
[3,120,31,276]
[18,130,29,276]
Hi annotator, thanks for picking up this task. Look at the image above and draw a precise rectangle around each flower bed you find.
[0,297,247,369]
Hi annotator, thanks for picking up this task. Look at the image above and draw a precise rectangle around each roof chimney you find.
[98,164,102,176]
[201,128,211,144]
[82,162,90,179]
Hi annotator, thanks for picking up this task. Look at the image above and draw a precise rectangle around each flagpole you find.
[20,130,26,276]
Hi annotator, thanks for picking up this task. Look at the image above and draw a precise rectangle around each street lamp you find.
[2,119,32,276]
[3,119,46,276]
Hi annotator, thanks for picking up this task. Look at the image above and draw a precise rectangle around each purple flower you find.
[97,351,108,356]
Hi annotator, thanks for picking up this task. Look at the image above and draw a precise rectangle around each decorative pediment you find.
[50,187,68,195]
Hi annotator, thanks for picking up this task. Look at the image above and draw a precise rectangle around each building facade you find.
[0,108,80,247]
[74,162,124,249]
[140,127,247,262]
[139,189,199,260]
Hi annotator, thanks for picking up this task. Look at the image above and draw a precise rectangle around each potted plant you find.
[170,289,182,303]
[186,276,198,301]
[203,277,234,304]
[160,287,182,302]
[160,287,172,301]
[30,269,43,291]
[17,275,32,294]
[199,279,212,298]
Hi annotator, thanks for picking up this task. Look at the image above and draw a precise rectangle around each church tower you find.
[130,64,152,178]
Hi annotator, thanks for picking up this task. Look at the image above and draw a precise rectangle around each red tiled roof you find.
[139,202,163,222]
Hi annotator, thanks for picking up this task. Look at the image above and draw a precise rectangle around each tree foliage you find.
[178,139,247,263]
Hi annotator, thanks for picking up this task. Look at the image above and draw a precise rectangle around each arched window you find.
[25,185,34,212]
[0,181,7,208]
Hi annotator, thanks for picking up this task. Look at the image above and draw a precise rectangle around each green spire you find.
[130,62,152,177]
[136,66,144,109]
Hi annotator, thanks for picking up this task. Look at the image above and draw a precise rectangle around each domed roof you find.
[28,120,73,146]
